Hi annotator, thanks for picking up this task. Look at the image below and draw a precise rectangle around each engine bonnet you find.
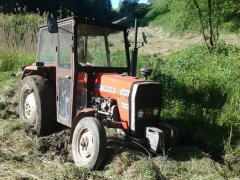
[93,73,143,99]
[94,73,144,130]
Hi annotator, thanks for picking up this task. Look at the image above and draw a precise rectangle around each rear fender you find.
[21,64,56,85]
[21,65,49,80]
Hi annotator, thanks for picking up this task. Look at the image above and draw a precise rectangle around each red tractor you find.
[19,17,177,169]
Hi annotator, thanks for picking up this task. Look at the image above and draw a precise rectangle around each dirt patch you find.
[25,127,73,163]
[0,84,20,119]
[225,155,240,173]
[230,162,240,173]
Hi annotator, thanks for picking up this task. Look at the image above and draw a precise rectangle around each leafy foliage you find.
[0,14,44,51]
[153,44,240,125]
[0,51,35,72]
[0,0,113,20]
[142,0,239,33]
[119,0,149,19]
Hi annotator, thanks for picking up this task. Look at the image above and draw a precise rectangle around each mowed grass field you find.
[0,14,240,179]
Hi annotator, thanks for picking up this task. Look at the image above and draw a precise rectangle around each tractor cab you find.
[36,17,130,127]
[20,17,178,170]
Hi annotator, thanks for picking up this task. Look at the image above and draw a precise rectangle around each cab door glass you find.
[37,28,57,63]
[58,24,73,69]
[59,78,71,118]
[58,23,73,120]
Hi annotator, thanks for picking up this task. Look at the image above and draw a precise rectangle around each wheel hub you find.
[79,131,94,159]
[24,92,36,124]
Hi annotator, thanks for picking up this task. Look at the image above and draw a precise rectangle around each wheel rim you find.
[77,129,94,161]
[24,92,37,125]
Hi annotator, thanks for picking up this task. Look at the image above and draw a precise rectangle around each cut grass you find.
[0,119,239,179]
[0,12,239,178]
[0,71,21,119]
[0,120,93,179]
[1,45,240,178]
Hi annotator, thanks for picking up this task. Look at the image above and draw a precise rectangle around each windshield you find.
[77,23,127,68]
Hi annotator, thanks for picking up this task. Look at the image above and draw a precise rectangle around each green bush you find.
[0,51,35,72]
[137,44,240,159]
[0,14,44,51]
[155,45,240,125]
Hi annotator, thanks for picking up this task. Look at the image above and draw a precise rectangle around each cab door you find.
[56,22,74,127]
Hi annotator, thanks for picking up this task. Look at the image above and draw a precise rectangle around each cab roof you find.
[40,16,127,31]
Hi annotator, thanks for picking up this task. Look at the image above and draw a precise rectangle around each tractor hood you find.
[93,73,145,130]
[77,72,162,132]
[93,73,143,100]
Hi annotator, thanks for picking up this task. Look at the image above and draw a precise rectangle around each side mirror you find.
[142,32,147,44]
[47,17,58,33]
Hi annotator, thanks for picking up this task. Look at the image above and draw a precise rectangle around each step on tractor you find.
[19,17,178,169]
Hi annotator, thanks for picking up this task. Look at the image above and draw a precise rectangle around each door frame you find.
[56,20,75,127]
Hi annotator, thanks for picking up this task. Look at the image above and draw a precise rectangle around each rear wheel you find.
[19,75,56,135]
[72,117,106,170]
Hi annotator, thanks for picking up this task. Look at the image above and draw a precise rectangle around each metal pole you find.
[130,19,138,77]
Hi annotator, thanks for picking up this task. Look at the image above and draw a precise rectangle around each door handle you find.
[65,76,71,79]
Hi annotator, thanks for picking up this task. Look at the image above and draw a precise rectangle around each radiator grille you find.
[130,82,162,138]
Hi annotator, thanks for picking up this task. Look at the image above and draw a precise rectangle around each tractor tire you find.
[19,75,56,136]
[72,117,106,170]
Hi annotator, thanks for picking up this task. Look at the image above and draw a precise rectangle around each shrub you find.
[0,51,35,72]
[137,44,240,160]
[0,13,44,51]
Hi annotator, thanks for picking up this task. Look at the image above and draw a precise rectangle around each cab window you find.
[77,23,127,68]
[58,23,73,70]
[37,28,57,63]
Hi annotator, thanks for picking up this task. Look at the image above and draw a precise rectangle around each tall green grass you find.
[154,45,240,125]
[140,0,200,33]
[137,44,240,165]
[0,14,42,72]
[0,52,35,72]
[0,14,44,51]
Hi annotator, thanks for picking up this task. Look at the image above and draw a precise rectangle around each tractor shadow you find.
[154,73,240,162]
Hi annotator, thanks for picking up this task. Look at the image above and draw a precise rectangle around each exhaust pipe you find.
[130,19,138,77]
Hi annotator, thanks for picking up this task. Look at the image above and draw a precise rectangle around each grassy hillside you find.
[1,45,240,179]
[0,14,240,178]
[151,45,240,168]
[142,0,240,34]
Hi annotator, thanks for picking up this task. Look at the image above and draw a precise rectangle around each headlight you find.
[137,110,144,118]
[153,108,159,116]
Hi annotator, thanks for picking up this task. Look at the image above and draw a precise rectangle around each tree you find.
[0,0,113,20]
[147,0,239,53]
[132,3,149,18]
[119,0,139,15]
[193,0,222,53]
[119,0,150,19]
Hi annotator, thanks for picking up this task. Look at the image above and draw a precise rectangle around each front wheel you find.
[72,117,106,170]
